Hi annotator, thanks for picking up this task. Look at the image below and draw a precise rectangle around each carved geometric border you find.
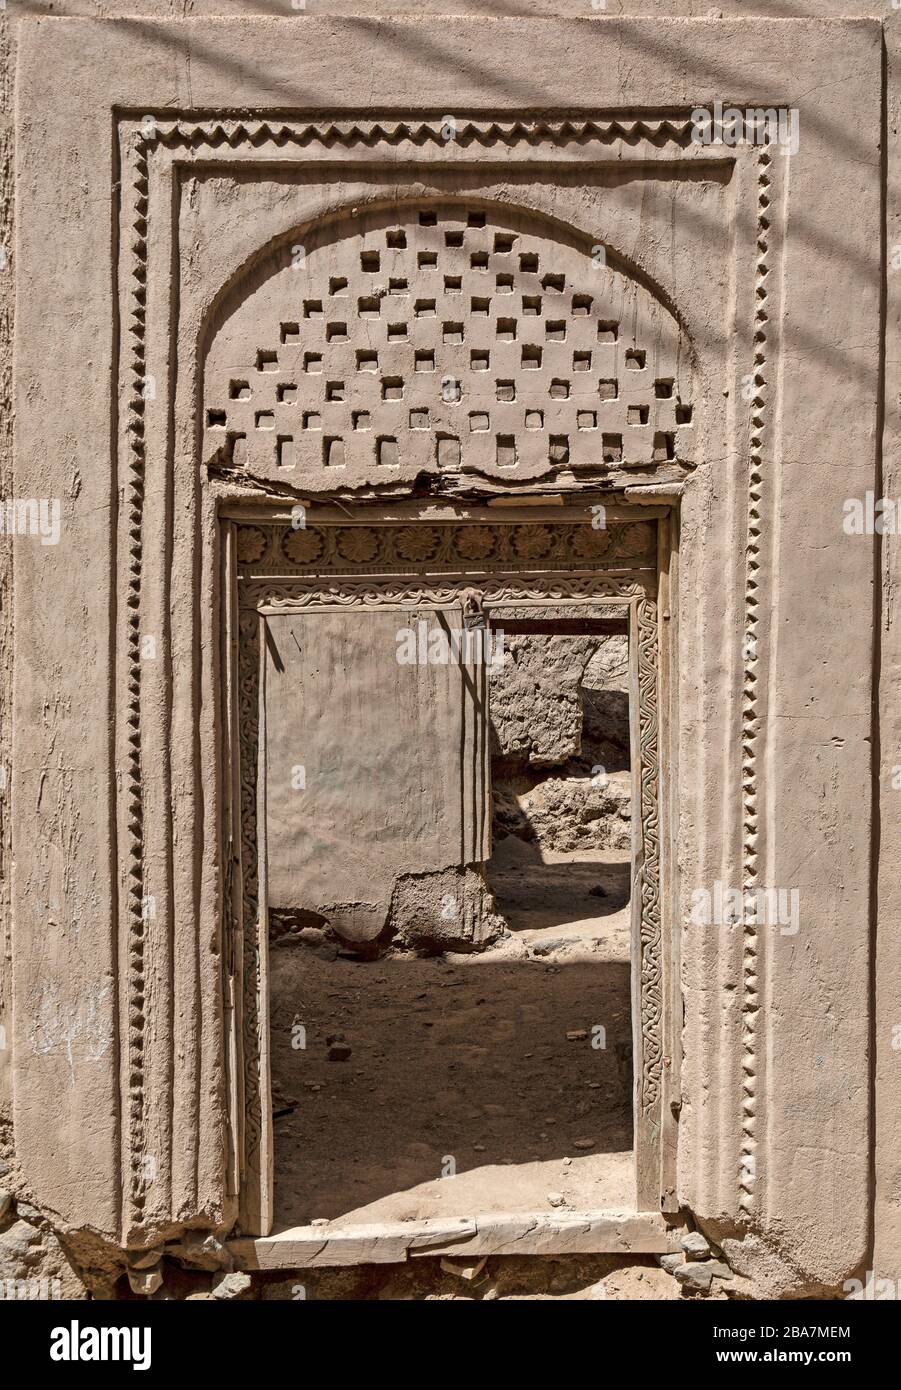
[739,144,773,1217]
[121,133,151,1223]
[151,115,698,152]
[116,107,762,1228]
[117,113,693,1226]
[230,530,661,1229]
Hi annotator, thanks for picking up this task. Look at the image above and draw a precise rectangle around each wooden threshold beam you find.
[229,1210,676,1270]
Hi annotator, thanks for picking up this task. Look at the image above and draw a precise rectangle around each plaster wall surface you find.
[0,2,897,1301]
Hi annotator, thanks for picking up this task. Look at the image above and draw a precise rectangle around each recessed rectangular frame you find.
[223,506,677,1245]
[117,107,711,1244]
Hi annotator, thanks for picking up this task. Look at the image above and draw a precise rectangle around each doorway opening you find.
[264,601,637,1230]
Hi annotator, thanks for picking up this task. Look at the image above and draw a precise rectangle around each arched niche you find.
[202,200,695,490]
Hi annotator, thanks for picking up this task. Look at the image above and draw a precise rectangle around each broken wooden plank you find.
[408,1211,671,1259]
[229,1218,477,1269]
[228,1210,672,1269]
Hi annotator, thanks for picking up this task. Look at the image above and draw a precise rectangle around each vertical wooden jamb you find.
[658,512,680,1214]
[631,568,664,1213]
[629,594,650,1208]
[234,591,270,1235]
[461,605,490,865]
[221,521,242,1203]
[255,614,274,1235]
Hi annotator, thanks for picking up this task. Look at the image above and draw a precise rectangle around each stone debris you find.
[127,1248,163,1270]
[680,1231,711,1261]
[211,1271,252,1300]
[128,1264,163,1297]
[495,774,631,856]
[672,1258,733,1294]
[439,1255,487,1282]
[673,1261,715,1293]
[14,1201,43,1224]
[176,1232,233,1272]
[326,1031,352,1061]
[0,1218,41,1262]
[0,1215,87,1299]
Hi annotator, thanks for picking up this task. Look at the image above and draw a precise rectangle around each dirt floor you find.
[269,839,634,1229]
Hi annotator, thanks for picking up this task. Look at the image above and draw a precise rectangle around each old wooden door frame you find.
[220,499,679,1255]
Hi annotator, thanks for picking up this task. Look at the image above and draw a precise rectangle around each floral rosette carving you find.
[336,527,380,564]
[616,523,655,558]
[236,526,267,565]
[512,524,553,561]
[570,525,613,560]
[282,527,325,567]
[455,526,497,563]
[395,526,440,563]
